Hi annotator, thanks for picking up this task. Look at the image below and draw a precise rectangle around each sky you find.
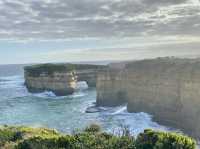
[0,0,200,64]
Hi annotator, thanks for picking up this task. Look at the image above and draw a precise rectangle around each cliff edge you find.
[96,57,200,139]
[24,63,106,96]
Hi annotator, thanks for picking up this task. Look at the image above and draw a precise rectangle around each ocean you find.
[0,64,174,136]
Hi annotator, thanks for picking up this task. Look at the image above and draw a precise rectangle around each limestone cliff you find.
[25,72,77,96]
[96,68,127,106]
[24,63,106,96]
[96,58,200,139]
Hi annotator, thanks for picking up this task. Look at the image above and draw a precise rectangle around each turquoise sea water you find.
[0,64,174,135]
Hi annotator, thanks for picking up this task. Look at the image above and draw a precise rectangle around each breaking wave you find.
[0,74,179,137]
[30,91,87,99]
[95,105,174,136]
[30,91,57,98]
[75,81,88,91]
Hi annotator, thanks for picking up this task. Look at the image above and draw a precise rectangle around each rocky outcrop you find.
[25,72,76,96]
[96,68,127,106]
[96,58,200,139]
[24,63,106,96]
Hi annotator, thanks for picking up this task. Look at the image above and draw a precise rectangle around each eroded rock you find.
[96,57,200,139]
[24,63,106,96]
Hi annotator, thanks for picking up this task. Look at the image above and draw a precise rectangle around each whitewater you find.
[0,65,178,136]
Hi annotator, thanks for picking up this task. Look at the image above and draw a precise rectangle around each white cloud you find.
[0,0,199,41]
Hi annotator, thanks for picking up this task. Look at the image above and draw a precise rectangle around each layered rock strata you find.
[96,58,200,138]
[24,63,106,96]
[25,72,76,96]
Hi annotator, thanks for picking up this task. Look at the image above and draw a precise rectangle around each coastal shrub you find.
[24,63,107,77]
[112,136,136,149]
[0,125,197,149]
[16,136,75,149]
[84,123,101,133]
[0,128,23,147]
[136,129,196,149]
[72,131,136,149]
[16,125,136,149]
[0,129,15,146]
[24,63,69,77]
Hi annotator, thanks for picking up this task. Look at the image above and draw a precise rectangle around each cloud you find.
[0,0,199,41]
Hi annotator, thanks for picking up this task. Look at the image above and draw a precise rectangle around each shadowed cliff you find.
[96,57,200,139]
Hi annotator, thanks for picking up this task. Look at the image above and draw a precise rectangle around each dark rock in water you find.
[92,102,96,105]
[85,106,100,113]
[53,89,74,96]
[85,106,109,113]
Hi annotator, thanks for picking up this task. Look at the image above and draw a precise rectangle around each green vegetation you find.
[0,125,197,149]
[24,63,107,77]
[136,129,196,149]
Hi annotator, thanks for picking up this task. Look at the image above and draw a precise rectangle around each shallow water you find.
[0,65,175,136]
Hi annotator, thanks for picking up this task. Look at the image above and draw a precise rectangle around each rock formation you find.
[24,58,200,138]
[24,63,106,96]
[96,57,200,139]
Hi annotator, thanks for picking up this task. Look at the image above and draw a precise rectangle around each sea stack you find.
[24,63,106,96]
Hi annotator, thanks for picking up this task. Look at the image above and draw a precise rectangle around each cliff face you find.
[97,69,126,106]
[96,58,200,138]
[25,72,77,96]
[24,63,106,96]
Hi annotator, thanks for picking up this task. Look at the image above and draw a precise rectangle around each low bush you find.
[0,128,23,147]
[16,136,74,149]
[84,123,101,133]
[24,63,107,77]
[136,129,196,149]
[0,125,197,149]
